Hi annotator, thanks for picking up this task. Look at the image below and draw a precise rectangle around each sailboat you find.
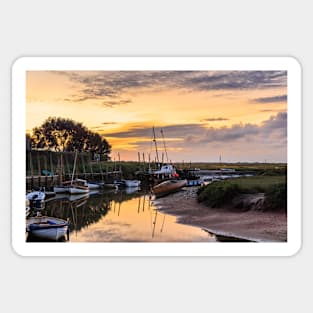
[54,151,89,194]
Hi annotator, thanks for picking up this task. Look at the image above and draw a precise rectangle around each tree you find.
[30,117,111,159]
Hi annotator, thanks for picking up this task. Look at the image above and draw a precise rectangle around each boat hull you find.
[53,186,69,193]
[68,186,89,194]
[152,179,187,198]
[26,216,69,241]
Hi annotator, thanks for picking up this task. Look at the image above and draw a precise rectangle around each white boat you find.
[87,182,101,189]
[26,215,69,241]
[26,190,46,208]
[68,185,89,194]
[54,179,90,194]
[123,179,141,187]
[53,185,69,193]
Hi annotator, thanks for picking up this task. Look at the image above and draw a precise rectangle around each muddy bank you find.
[152,187,287,242]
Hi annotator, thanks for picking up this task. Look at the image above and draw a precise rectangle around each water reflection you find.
[27,189,215,242]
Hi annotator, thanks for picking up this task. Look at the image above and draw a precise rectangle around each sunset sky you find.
[26,70,287,162]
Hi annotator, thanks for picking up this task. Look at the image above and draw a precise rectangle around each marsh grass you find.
[197,175,287,212]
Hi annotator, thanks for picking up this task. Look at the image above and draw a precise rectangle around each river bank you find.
[152,187,287,242]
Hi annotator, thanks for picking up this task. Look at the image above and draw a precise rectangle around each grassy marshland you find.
[197,175,287,212]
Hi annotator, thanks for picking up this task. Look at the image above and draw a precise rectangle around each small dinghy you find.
[152,179,187,198]
[26,215,70,241]
[26,189,46,208]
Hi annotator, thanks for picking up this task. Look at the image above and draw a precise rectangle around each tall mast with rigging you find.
[152,126,160,164]
[160,128,169,164]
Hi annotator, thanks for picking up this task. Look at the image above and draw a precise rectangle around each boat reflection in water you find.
[27,189,215,242]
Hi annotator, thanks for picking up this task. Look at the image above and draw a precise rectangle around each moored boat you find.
[68,185,89,194]
[87,181,101,189]
[53,185,69,193]
[26,190,46,208]
[54,179,90,194]
[26,215,70,241]
[123,179,141,187]
[186,179,203,187]
[152,179,187,198]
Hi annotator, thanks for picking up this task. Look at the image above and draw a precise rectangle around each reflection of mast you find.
[142,194,146,212]
[152,126,160,164]
[160,129,169,163]
[160,215,166,233]
[152,211,158,238]
[137,196,141,214]
[117,202,121,216]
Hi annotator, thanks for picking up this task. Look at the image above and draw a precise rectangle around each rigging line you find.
[160,129,169,163]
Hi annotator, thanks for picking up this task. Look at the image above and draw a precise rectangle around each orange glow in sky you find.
[26,70,287,162]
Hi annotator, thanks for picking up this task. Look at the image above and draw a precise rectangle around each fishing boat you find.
[26,189,46,208]
[26,215,70,241]
[152,179,187,198]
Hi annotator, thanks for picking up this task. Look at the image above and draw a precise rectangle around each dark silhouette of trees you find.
[30,117,111,160]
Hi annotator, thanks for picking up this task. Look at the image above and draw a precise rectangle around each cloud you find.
[102,122,117,125]
[104,112,287,162]
[187,71,287,91]
[252,94,287,103]
[105,112,287,145]
[192,112,287,144]
[259,109,286,113]
[54,70,287,106]
[201,117,229,122]
[102,99,132,107]
[105,123,205,139]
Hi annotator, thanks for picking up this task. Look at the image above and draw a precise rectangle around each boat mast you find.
[71,150,78,183]
[160,129,169,164]
[152,126,160,164]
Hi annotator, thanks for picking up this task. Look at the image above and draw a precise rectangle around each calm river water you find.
[34,188,215,242]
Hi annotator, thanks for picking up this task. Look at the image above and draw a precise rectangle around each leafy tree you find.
[30,117,111,159]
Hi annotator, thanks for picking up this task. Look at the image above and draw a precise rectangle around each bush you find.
[263,183,287,212]
[197,181,241,207]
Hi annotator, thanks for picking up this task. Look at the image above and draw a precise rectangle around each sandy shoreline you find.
[152,187,287,242]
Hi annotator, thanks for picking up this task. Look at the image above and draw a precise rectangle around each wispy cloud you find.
[252,94,287,103]
[259,109,286,113]
[105,112,287,145]
[201,117,229,122]
[53,70,287,106]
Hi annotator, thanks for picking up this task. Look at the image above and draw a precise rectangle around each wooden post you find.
[29,151,34,189]
[142,152,145,172]
[65,153,70,181]
[44,152,48,188]
[37,151,41,176]
[89,153,94,180]
[99,162,104,181]
[81,154,87,179]
[49,151,53,175]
